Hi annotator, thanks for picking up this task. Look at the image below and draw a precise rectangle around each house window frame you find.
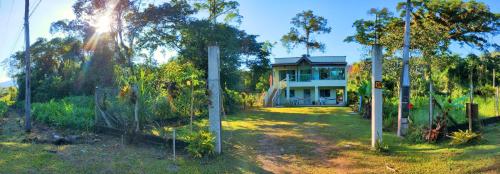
[320,89,331,98]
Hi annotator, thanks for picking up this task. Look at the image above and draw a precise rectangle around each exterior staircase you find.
[265,88,278,107]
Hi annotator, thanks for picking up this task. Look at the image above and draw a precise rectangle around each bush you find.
[383,98,398,131]
[405,126,426,143]
[0,101,7,118]
[449,130,482,146]
[32,96,94,131]
[184,130,215,158]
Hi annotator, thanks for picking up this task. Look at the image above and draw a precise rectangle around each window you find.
[279,70,296,81]
[320,89,330,97]
[319,68,329,80]
[286,89,295,97]
[304,89,311,98]
[299,69,312,81]
[318,67,345,80]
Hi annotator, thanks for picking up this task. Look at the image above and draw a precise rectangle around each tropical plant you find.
[184,130,215,158]
[31,96,94,131]
[0,101,7,118]
[357,80,371,118]
[449,130,482,146]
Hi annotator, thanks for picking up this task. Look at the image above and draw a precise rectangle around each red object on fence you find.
[408,103,414,110]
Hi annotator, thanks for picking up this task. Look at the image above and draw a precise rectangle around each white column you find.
[286,74,290,102]
[371,44,383,148]
[344,86,348,106]
[208,46,222,154]
[345,66,349,106]
[314,86,319,105]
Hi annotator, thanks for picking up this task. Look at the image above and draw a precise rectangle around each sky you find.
[0,0,499,83]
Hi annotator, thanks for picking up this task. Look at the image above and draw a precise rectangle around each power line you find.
[29,0,42,18]
[7,0,42,57]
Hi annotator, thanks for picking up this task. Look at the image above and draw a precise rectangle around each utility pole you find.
[24,0,31,132]
[371,44,383,148]
[208,46,222,154]
[494,69,498,116]
[397,0,411,137]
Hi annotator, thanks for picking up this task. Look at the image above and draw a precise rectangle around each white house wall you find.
[279,87,341,105]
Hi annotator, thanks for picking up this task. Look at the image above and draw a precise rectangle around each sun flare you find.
[93,13,113,34]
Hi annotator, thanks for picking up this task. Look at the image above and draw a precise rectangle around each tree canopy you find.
[281,10,332,55]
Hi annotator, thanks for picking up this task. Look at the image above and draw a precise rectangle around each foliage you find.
[114,61,208,128]
[281,10,332,55]
[0,101,7,118]
[374,139,390,154]
[0,87,17,106]
[177,19,261,89]
[344,8,396,46]
[356,80,371,118]
[405,125,426,143]
[194,0,242,23]
[9,37,86,102]
[383,98,399,131]
[31,96,94,131]
[184,129,215,158]
[245,41,273,92]
[449,130,482,146]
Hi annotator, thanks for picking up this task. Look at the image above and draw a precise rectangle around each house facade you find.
[264,56,348,107]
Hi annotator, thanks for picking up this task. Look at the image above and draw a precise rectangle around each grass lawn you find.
[1,107,499,173]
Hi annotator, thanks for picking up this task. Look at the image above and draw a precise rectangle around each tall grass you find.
[32,96,94,131]
[475,97,498,118]
[408,96,498,127]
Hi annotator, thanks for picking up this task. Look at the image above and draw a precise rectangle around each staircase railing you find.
[263,85,275,106]
[273,79,288,106]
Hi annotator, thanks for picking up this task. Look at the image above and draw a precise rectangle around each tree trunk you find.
[190,81,194,131]
[133,86,139,132]
[428,60,433,131]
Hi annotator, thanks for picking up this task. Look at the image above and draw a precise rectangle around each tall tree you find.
[246,41,273,92]
[345,8,396,46]
[281,10,332,56]
[10,37,85,102]
[177,20,260,89]
[193,0,241,24]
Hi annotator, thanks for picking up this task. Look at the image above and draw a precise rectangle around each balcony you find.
[299,74,313,82]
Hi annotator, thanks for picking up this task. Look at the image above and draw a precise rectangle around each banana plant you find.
[357,80,371,118]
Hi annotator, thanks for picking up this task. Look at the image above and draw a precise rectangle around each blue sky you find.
[0,0,499,83]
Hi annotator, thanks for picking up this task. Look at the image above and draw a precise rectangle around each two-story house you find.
[264,56,348,107]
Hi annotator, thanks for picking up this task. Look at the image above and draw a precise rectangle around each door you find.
[304,89,311,104]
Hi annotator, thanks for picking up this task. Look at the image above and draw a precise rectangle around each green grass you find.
[410,96,499,127]
[1,107,499,173]
[31,96,94,131]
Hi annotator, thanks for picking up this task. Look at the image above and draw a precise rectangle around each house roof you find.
[272,56,347,67]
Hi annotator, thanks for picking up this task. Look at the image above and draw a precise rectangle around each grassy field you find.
[1,107,499,173]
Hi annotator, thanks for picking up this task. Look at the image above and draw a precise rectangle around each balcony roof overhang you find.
[271,56,347,67]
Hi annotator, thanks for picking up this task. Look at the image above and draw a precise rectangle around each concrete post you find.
[208,46,222,154]
[286,74,290,102]
[314,86,319,105]
[345,66,349,106]
[344,86,348,106]
[397,0,411,137]
[371,44,383,148]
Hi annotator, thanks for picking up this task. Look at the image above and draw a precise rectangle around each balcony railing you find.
[299,74,313,82]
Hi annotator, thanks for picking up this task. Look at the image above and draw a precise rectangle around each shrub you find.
[32,96,94,131]
[184,130,215,158]
[0,101,7,118]
[374,139,390,154]
[449,130,482,146]
[383,98,398,131]
[405,126,426,143]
